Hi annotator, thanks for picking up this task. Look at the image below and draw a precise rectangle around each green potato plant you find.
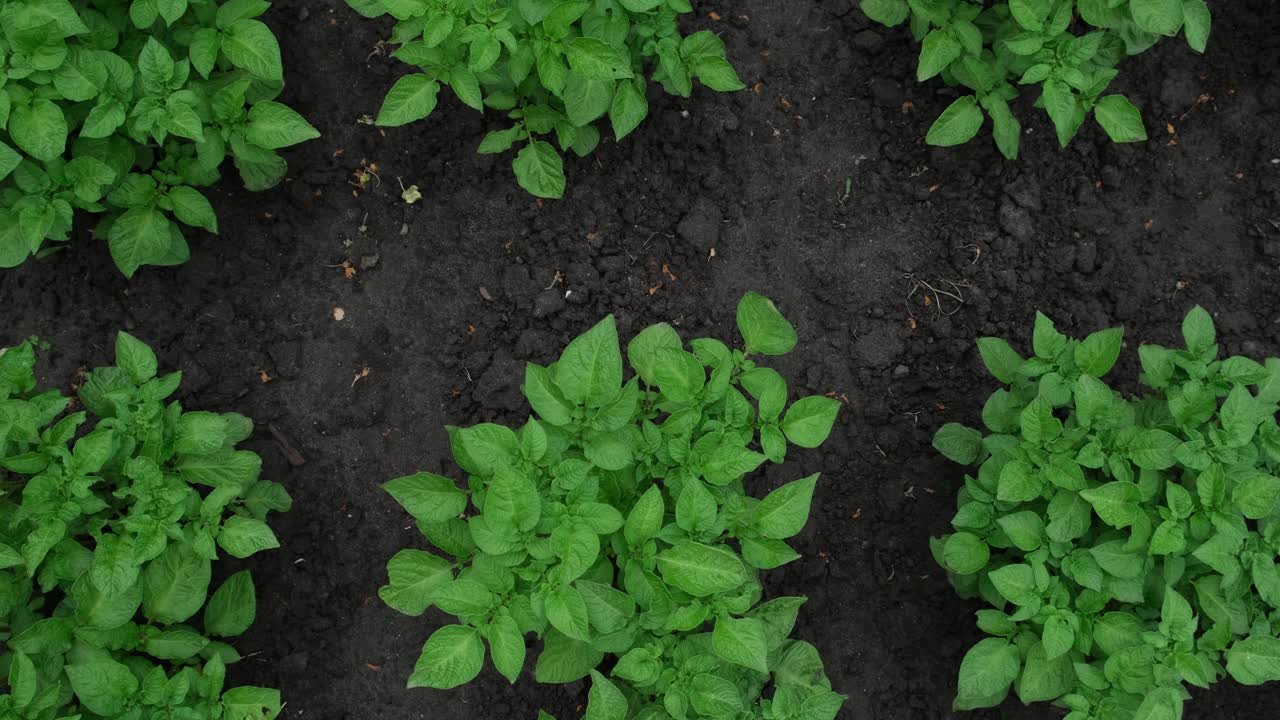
[931,307,1280,719]
[0,0,320,276]
[0,332,291,719]
[859,0,1211,157]
[380,293,846,720]
[345,0,744,199]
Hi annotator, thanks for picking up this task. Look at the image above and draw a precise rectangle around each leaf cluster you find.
[859,0,1211,157]
[380,293,846,720]
[346,0,744,199]
[0,0,319,276]
[931,307,1280,719]
[0,332,291,719]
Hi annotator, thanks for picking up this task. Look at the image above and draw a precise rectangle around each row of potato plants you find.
[3,297,1278,720]
[2,0,1214,274]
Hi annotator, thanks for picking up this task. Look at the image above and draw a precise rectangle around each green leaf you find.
[954,638,1019,710]
[753,474,817,539]
[556,315,622,406]
[737,292,797,356]
[781,396,839,448]
[1127,429,1180,470]
[66,659,138,716]
[245,101,320,149]
[1226,636,1280,685]
[223,687,282,720]
[109,208,173,278]
[693,57,744,91]
[860,0,909,25]
[1080,482,1142,528]
[918,29,961,81]
[377,74,441,126]
[115,331,158,384]
[143,543,211,624]
[712,615,769,673]
[656,541,748,597]
[585,670,628,720]
[624,485,664,546]
[1094,95,1148,143]
[488,612,525,683]
[1182,0,1210,52]
[10,100,67,162]
[535,629,602,683]
[942,532,990,574]
[988,564,1038,606]
[676,478,717,534]
[217,516,280,558]
[221,19,284,80]
[546,585,591,640]
[204,571,256,637]
[926,96,983,147]
[513,140,566,199]
[1130,0,1184,35]
[933,423,983,464]
[1182,305,1215,354]
[167,186,219,233]
[409,625,485,689]
[385,472,467,523]
[379,549,454,616]
[609,79,648,141]
[1074,327,1124,376]
[976,337,1024,383]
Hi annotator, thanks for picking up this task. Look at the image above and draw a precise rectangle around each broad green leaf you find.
[245,102,320,149]
[712,615,769,673]
[385,472,467,523]
[934,423,983,464]
[488,612,526,683]
[1226,636,1280,685]
[556,315,622,406]
[379,549,454,616]
[1094,95,1148,143]
[954,638,1019,710]
[926,96,983,147]
[585,670,628,720]
[737,292,796,356]
[109,207,172,278]
[781,396,839,448]
[409,625,485,689]
[656,541,748,597]
[377,74,441,126]
[217,516,280,558]
[204,571,256,637]
[221,19,284,80]
[66,659,138,716]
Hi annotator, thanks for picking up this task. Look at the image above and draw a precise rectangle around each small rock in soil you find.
[998,198,1035,242]
[533,289,565,318]
[677,197,723,253]
[852,30,883,52]
[474,351,525,412]
[1003,176,1043,211]
[869,77,903,107]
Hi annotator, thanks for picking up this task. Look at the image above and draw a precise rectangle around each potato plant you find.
[0,332,291,719]
[860,0,1211,157]
[0,0,319,276]
[932,308,1280,719]
[346,0,744,199]
[380,293,846,720]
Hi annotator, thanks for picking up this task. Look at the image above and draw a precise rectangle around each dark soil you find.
[4,0,1280,717]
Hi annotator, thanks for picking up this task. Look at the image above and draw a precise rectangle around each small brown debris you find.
[852,508,862,520]
[351,367,370,387]
[269,424,307,467]
[662,263,678,281]
[708,10,721,20]
[1142,219,1154,230]
[366,663,381,671]
[478,286,493,301]
[333,307,345,321]
[259,369,273,384]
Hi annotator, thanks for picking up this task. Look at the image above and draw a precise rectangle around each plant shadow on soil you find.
[3,0,1280,718]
